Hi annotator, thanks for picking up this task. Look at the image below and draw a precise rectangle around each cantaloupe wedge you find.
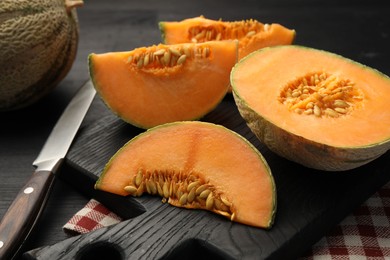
[89,41,238,129]
[159,16,295,60]
[95,121,276,229]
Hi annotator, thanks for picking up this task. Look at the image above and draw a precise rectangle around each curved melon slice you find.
[89,41,238,129]
[159,16,295,60]
[95,121,276,228]
[231,45,390,171]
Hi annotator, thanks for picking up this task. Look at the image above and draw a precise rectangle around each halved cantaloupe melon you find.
[231,45,390,171]
[159,16,295,61]
[89,41,238,129]
[95,121,276,229]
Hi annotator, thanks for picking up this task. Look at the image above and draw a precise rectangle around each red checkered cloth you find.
[64,182,390,258]
[63,199,122,235]
[301,181,390,259]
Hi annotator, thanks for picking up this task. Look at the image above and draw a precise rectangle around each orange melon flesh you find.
[95,121,276,228]
[232,45,390,171]
[159,16,295,60]
[232,46,390,148]
[89,41,238,129]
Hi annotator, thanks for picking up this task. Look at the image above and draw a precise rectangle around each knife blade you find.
[0,80,96,260]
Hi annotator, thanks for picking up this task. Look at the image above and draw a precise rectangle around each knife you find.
[0,80,96,260]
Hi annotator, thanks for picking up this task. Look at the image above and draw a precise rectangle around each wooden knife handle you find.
[0,170,55,260]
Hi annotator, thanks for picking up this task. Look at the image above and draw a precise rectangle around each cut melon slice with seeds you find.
[89,41,238,129]
[95,121,276,228]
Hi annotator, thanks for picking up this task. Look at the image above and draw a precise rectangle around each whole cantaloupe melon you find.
[0,0,83,111]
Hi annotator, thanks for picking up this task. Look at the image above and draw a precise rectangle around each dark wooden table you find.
[1,0,389,259]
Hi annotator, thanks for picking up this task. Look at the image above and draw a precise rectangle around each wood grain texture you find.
[24,95,390,259]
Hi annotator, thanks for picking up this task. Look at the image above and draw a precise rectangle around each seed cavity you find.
[279,72,364,118]
[126,45,211,69]
[124,169,234,221]
[188,18,268,43]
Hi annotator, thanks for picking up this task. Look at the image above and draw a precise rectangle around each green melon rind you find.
[231,45,390,172]
[95,121,277,228]
[88,41,239,130]
[158,22,168,43]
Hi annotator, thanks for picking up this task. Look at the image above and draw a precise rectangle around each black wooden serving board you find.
[24,94,390,260]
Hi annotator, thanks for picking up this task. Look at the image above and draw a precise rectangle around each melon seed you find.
[143,54,150,67]
[156,182,163,197]
[145,180,153,194]
[177,54,187,65]
[187,187,196,203]
[135,170,143,187]
[179,193,188,205]
[306,102,314,109]
[195,30,206,40]
[325,108,339,117]
[163,51,171,65]
[176,187,183,199]
[187,181,199,192]
[206,30,212,40]
[221,197,232,208]
[199,189,211,199]
[153,49,165,56]
[246,30,256,37]
[304,108,313,115]
[291,91,301,98]
[313,105,321,117]
[334,107,347,114]
[124,185,137,194]
[163,182,170,198]
[195,184,208,195]
[135,184,144,196]
[136,58,143,68]
[214,198,229,212]
[334,99,349,108]
[217,210,232,219]
[169,181,174,197]
[169,48,181,57]
[214,199,223,211]
[206,193,214,209]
